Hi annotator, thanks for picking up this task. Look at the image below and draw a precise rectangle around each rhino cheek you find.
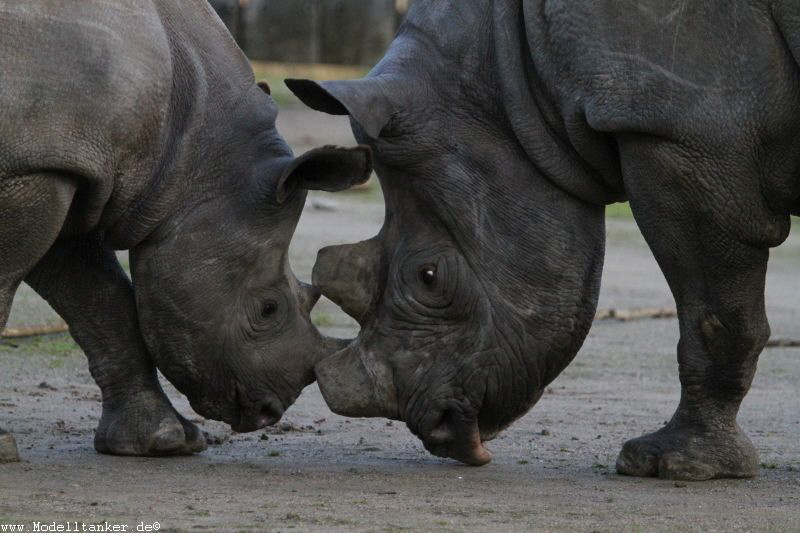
[312,238,381,325]
[314,344,398,419]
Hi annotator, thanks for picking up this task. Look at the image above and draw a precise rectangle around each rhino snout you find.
[231,388,285,433]
[419,409,493,467]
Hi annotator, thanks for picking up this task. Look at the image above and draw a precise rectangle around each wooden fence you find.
[209,0,415,66]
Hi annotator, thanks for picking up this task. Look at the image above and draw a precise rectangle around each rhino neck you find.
[398,0,623,207]
[491,0,626,207]
[102,0,260,250]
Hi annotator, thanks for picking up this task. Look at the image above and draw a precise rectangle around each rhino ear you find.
[276,145,373,204]
[285,78,392,139]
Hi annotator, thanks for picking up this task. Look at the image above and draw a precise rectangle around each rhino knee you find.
[700,313,769,366]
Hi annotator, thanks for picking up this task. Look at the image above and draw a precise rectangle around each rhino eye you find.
[261,300,278,318]
[420,266,437,286]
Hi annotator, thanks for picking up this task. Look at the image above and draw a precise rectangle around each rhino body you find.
[0,0,369,462]
[289,0,800,478]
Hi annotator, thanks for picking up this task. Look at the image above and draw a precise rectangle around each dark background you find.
[208,0,416,65]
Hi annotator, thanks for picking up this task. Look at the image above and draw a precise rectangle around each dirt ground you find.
[1,107,799,532]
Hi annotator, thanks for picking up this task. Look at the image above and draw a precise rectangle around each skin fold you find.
[288,0,800,478]
[0,0,370,462]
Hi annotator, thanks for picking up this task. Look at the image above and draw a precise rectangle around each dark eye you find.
[261,300,278,318]
[420,266,437,286]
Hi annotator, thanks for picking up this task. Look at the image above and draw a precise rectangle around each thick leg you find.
[0,174,76,462]
[614,138,782,480]
[25,234,206,456]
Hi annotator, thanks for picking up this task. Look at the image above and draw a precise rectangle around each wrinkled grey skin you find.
[0,0,370,462]
[288,0,800,478]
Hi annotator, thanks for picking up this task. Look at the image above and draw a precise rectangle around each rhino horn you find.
[312,238,381,325]
[314,344,398,419]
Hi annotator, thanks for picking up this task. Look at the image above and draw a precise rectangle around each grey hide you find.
[0,0,370,462]
[288,0,800,479]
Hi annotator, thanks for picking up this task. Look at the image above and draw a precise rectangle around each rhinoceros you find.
[0,0,370,462]
[287,0,800,479]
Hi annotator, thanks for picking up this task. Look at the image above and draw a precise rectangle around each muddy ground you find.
[1,107,799,532]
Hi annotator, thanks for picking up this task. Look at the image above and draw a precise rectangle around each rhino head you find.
[129,82,371,433]
[286,10,606,465]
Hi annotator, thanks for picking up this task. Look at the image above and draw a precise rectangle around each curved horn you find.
[312,237,381,325]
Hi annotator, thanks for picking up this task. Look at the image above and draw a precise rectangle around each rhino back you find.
[0,0,261,243]
[521,0,800,217]
[527,0,797,132]
[0,1,171,178]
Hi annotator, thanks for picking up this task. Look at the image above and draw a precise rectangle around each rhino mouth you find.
[230,386,285,433]
[422,434,492,467]
[189,387,285,433]
[412,405,496,466]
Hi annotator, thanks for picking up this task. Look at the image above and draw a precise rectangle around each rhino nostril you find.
[255,400,284,428]
[427,409,457,445]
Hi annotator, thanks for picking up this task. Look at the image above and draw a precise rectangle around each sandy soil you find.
[1,108,799,532]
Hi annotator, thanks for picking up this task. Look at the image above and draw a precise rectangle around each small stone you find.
[311,198,338,211]
[203,431,229,446]
[0,430,20,463]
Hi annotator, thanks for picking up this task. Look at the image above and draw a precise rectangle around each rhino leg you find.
[1,174,77,463]
[25,234,206,457]
[614,140,774,480]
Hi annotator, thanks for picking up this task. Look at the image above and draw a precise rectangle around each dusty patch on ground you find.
[2,108,799,532]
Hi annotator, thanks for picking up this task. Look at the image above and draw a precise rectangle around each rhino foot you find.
[95,393,207,457]
[0,430,20,463]
[616,423,758,480]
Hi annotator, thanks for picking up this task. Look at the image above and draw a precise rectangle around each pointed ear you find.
[285,78,392,139]
[276,145,373,204]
